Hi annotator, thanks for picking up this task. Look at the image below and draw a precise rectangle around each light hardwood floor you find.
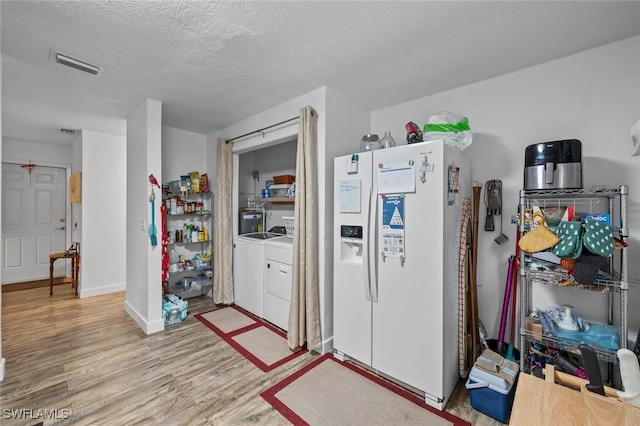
[1,285,503,425]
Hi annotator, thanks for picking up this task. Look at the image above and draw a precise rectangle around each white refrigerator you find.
[333,139,470,410]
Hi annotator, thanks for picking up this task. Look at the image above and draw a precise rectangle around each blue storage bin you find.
[465,367,518,423]
[163,293,188,326]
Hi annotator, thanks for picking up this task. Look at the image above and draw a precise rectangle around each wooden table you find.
[49,251,79,296]
[510,368,640,425]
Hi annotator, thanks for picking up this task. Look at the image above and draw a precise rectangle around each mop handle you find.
[498,255,515,343]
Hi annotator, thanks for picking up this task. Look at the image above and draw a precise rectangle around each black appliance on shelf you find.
[524,139,582,190]
[239,210,264,235]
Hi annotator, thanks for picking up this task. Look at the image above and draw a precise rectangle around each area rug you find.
[195,305,306,372]
[261,353,470,426]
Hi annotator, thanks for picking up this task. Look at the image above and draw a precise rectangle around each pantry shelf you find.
[168,266,212,275]
[517,184,630,377]
[164,191,213,199]
[256,197,295,204]
[523,330,619,364]
[525,270,624,293]
[163,188,213,298]
[166,212,211,217]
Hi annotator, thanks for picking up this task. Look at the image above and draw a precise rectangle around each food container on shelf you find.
[360,134,380,152]
[380,131,396,149]
[269,184,293,198]
[273,175,295,184]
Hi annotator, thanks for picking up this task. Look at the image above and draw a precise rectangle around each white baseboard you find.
[78,282,126,298]
[0,357,5,381]
[124,300,164,334]
[319,335,334,355]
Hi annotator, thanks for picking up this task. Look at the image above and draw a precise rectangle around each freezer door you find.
[371,141,448,401]
[333,151,374,366]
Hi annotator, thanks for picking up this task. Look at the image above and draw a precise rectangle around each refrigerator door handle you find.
[369,190,379,303]
[362,185,372,301]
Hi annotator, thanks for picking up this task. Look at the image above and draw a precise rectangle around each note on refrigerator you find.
[340,179,361,213]
[377,161,415,194]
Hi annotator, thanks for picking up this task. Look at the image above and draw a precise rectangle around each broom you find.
[470,181,483,360]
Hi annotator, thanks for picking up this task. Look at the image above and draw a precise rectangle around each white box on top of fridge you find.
[333,139,470,410]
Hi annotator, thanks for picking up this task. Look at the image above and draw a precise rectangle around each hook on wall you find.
[252,170,260,182]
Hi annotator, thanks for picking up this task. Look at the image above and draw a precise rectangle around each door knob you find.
[55,226,66,230]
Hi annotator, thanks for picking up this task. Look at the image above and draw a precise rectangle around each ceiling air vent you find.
[49,49,104,76]
[60,128,77,136]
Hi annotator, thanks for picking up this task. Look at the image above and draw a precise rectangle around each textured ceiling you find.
[2,1,640,145]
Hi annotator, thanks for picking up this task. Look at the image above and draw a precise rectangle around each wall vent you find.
[60,128,77,135]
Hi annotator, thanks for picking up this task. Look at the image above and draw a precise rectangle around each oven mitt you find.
[552,221,583,259]
[573,251,610,285]
[518,225,560,253]
[583,218,614,257]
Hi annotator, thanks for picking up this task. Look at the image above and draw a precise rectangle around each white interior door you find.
[2,163,67,284]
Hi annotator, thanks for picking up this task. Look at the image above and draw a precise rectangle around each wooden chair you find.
[49,242,80,296]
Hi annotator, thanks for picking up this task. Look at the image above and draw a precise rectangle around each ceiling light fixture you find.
[49,49,103,76]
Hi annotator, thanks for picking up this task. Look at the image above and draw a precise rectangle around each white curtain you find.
[213,138,234,304]
[287,106,321,351]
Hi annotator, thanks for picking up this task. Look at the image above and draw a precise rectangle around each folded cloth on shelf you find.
[474,348,519,386]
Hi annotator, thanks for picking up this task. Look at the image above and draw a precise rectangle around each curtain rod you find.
[226,116,299,143]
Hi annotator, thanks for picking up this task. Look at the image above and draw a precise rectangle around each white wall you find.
[125,99,164,334]
[71,133,82,254]
[3,138,72,165]
[237,150,257,210]
[323,86,371,348]
[162,126,207,184]
[78,130,127,297]
[241,139,297,230]
[372,35,640,343]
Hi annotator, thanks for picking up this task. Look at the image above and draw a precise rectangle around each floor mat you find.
[195,305,306,372]
[261,353,470,426]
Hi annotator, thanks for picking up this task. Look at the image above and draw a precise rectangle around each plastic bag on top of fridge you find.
[423,111,473,150]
